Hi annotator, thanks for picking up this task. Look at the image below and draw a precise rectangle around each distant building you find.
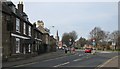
[55,30,59,47]
[50,35,56,52]
[35,20,50,52]
[58,41,63,49]
[35,20,57,52]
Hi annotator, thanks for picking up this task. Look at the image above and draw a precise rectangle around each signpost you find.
[92,39,96,54]
[92,39,96,46]
[69,38,73,53]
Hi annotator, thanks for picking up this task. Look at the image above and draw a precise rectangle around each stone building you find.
[1,1,42,61]
[1,1,57,62]
[35,20,57,52]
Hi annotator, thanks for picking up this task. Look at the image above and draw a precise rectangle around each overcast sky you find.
[11,0,118,40]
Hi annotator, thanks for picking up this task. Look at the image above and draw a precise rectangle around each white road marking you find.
[13,53,84,67]
[13,55,68,67]
[43,56,67,62]
[79,54,84,56]
[73,59,82,62]
[44,52,80,62]
[99,51,112,53]
[13,62,39,67]
[53,62,70,67]
[13,56,67,67]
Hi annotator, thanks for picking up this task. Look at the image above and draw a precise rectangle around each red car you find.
[85,48,92,53]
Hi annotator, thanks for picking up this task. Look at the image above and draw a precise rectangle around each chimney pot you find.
[18,1,23,13]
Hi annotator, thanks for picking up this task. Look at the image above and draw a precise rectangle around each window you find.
[16,18,20,32]
[28,44,31,52]
[23,23,26,35]
[28,26,31,36]
[16,38,20,53]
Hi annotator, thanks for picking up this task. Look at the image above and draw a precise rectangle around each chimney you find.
[18,1,23,13]
[33,22,37,30]
[37,20,44,28]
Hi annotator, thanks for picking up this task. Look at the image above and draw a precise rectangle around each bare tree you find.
[109,30,120,50]
[76,37,87,48]
[62,31,78,46]
[109,30,120,42]
[69,31,78,41]
[89,27,107,42]
[62,33,70,46]
[89,27,110,50]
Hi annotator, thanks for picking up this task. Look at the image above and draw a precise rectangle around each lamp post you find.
[48,26,55,36]
[47,26,55,51]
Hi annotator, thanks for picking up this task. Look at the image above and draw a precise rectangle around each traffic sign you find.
[92,42,96,46]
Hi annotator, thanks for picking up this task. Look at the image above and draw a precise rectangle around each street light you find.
[47,26,55,51]
[48,26,55,36]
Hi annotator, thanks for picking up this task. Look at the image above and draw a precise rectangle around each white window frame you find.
[28,26,31,36]
[16,18,20,32]
[16,38,20,53]
[23,23,26,35]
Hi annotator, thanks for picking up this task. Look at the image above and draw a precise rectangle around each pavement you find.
[97,56,119,68]
[102,56,119,67]
[95,53,119,69]
[97,50,119,68]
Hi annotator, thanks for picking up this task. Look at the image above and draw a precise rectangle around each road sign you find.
[92,42,96,46]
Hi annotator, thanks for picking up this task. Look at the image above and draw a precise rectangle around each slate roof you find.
[37,26,49,34]
[2,2,12,14]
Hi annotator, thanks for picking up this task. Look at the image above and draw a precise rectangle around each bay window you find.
[23,23,26,35]
[28,26,31,36]
[16,18,20,32]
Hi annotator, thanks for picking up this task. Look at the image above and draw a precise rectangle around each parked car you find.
[85,48,92,53]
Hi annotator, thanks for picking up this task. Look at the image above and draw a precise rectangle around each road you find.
[3,50,118,69]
